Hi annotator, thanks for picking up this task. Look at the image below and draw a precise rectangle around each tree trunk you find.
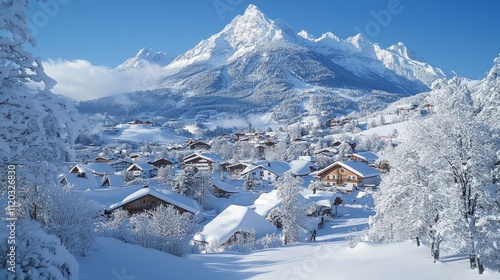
[432,239,441,263]
[469,255,477,269]
[477,257,484,274]
[433,248,439,263]
[416,237,420,247]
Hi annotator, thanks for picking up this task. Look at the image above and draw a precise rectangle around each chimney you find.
[143,185,149,189]
[267,162,271,167]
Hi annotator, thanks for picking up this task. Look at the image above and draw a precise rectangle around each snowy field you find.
[78,190,498,280]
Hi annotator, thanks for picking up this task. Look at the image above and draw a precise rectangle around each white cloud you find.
[42,59,168,101]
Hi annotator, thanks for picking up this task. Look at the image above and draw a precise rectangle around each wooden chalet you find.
[126,163,157,178]
[148,157,174,168]
[107,186,200,216]
[316,161,381,192]
[184,139,211,150]
[227,162,250,175]
[182,152,223,171]
[108,158,134,172]
[211,175,238,198]
[93,155,115,163]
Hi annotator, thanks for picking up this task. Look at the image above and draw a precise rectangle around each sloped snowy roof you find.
[351,152,379,162]
[241,160,291,176]
[60,172,100,189]
[317,161,381,178]
[250,190,281,217]
[127,162,157,171]
[108,187,200,214]
[300,189,338,207]
[183,152,224,163]
[211,175,239,193]
[102,174,124,187]
[194,205,276,244]
[108,158,134,166]
[288,160,314,176]
[71,163,116,175]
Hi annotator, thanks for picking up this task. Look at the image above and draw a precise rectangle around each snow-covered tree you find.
[265,141,288,161]
[193,170,213,209]
[41,185,102,256]
[173,166,198,196]
[0,0,55,90]
[0,0,91,272]
[242,176,258,191]
[0,220,78,280]
[126,205,198,256]
[370,78,500,272]
[157,165,174,185]
[173,166,213,209]
[335,141,352,161]
[275,171,307,245]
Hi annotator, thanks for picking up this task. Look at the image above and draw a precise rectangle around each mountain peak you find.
[346,33,369,49]
[298,30,314,40]
[115,47,172,70]
[243,4,261,15]
[387,42,419,60]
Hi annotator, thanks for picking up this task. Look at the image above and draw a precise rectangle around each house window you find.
[252,172,256,176]
[340,169,344,173]
[327,175,330,180]
[135,201,140,207]
[260,171,264,177]
[142,199,146,206]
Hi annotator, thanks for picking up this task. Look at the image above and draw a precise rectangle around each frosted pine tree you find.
[275,171,307,245]
[157,165,174,185]
[173,166,197,196]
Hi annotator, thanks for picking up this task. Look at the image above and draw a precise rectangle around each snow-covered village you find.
[1,1,500,279]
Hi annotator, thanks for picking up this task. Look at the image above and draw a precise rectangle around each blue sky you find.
[25,0,500,100]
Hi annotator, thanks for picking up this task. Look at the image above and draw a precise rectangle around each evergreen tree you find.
[276,171,307,245]
[243,176,257,191]
[173,166,197,196]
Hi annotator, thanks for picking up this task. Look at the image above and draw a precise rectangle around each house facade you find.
[107,187,200,216]
[127,163,157,178]
[148,157,174,168]
[108,159,134,172]
[182,153,222,171]
[227,163,250,175]
[316,161,381,188]
[241,161,291,183]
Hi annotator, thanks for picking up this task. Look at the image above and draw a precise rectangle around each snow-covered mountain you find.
[79,4,452,123]
[115,47,172,70]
